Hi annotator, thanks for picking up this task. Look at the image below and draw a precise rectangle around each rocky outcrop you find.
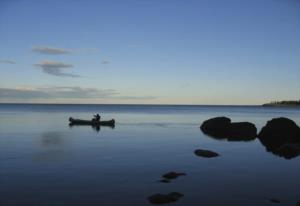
[200,117,257,141]
[258,117,300,159]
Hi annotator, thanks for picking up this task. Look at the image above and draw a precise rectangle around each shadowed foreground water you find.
[1,104,300,206]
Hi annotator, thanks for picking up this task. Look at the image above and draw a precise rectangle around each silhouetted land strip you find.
[263,100,300,107]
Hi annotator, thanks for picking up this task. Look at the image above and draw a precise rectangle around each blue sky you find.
[0,0,299,104]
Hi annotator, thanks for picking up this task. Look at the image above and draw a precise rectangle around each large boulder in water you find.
[258,117,300,159]
[200,117,257,141]
[258,118,300,141]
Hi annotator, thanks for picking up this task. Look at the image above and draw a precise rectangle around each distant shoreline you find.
[263,100,300,107]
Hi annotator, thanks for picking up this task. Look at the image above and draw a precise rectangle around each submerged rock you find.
[194,149,219,158]
[258,118,300,159]
[200,117,257,141]
[266,198,280,203]
[158,179,171,183]
[148,192,184,204]
[162,172,186,180]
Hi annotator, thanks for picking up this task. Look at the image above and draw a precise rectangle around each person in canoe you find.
[93,114,101,122]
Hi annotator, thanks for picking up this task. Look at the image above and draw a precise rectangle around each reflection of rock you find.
[162,172,186,180]
[148,192,184,204]
[200,117,257,141]
[69,124,114,132]
[34,132,67,162]
[194,149,219,158]
[258,118,300,159]
[41,132,64,147]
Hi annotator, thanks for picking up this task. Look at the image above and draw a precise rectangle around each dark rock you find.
[200,117,231,138]
[228,122,257,140]
[158,179,171,183]
[162,172,186,180]
[200,117,257,141]
[258,118,300,159]
[296,200,300,206]
[194,149,219,158]
[148,192,184,204]
[259,118,300,141]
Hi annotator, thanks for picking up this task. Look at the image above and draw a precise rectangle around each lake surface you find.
[1,104,300,206]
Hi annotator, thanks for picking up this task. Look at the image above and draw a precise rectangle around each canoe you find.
[69,117,115,126]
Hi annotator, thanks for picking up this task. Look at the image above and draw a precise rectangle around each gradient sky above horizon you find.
[0,0,299,105]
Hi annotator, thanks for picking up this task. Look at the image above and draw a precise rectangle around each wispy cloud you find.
[0,86,157,101]
[32,46,72,55]
[0,86,117,99]
[34,60,80,77]
[101,60,110,64]
[32,46,100,54]
[0,60,16,64]
[115,95,156,100]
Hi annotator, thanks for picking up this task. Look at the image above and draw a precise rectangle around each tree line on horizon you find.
[264,100,300,106]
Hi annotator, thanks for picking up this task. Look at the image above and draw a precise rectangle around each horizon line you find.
[0,102,262,107]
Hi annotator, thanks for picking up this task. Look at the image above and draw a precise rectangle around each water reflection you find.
[33,131,67,162]
[69,124,115,132]
[41,131,65,147]
[202,129,300,159]
[259,137,300,159]
[201,129,256,142]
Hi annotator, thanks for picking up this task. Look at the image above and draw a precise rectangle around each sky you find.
[0,0,299,105]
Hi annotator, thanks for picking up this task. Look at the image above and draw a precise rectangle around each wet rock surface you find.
[162,172,186,180]
[159,172,186,183]
[201,117,257,141]
[194,149,219,158]
[148,192,184,204]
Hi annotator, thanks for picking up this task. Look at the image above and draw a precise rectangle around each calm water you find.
[1,104,300,206]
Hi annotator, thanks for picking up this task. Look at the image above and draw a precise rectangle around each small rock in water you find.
[162,172,186,179]
[148,192,184,204]
[194,149,219,158]
[158,179,171,183]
